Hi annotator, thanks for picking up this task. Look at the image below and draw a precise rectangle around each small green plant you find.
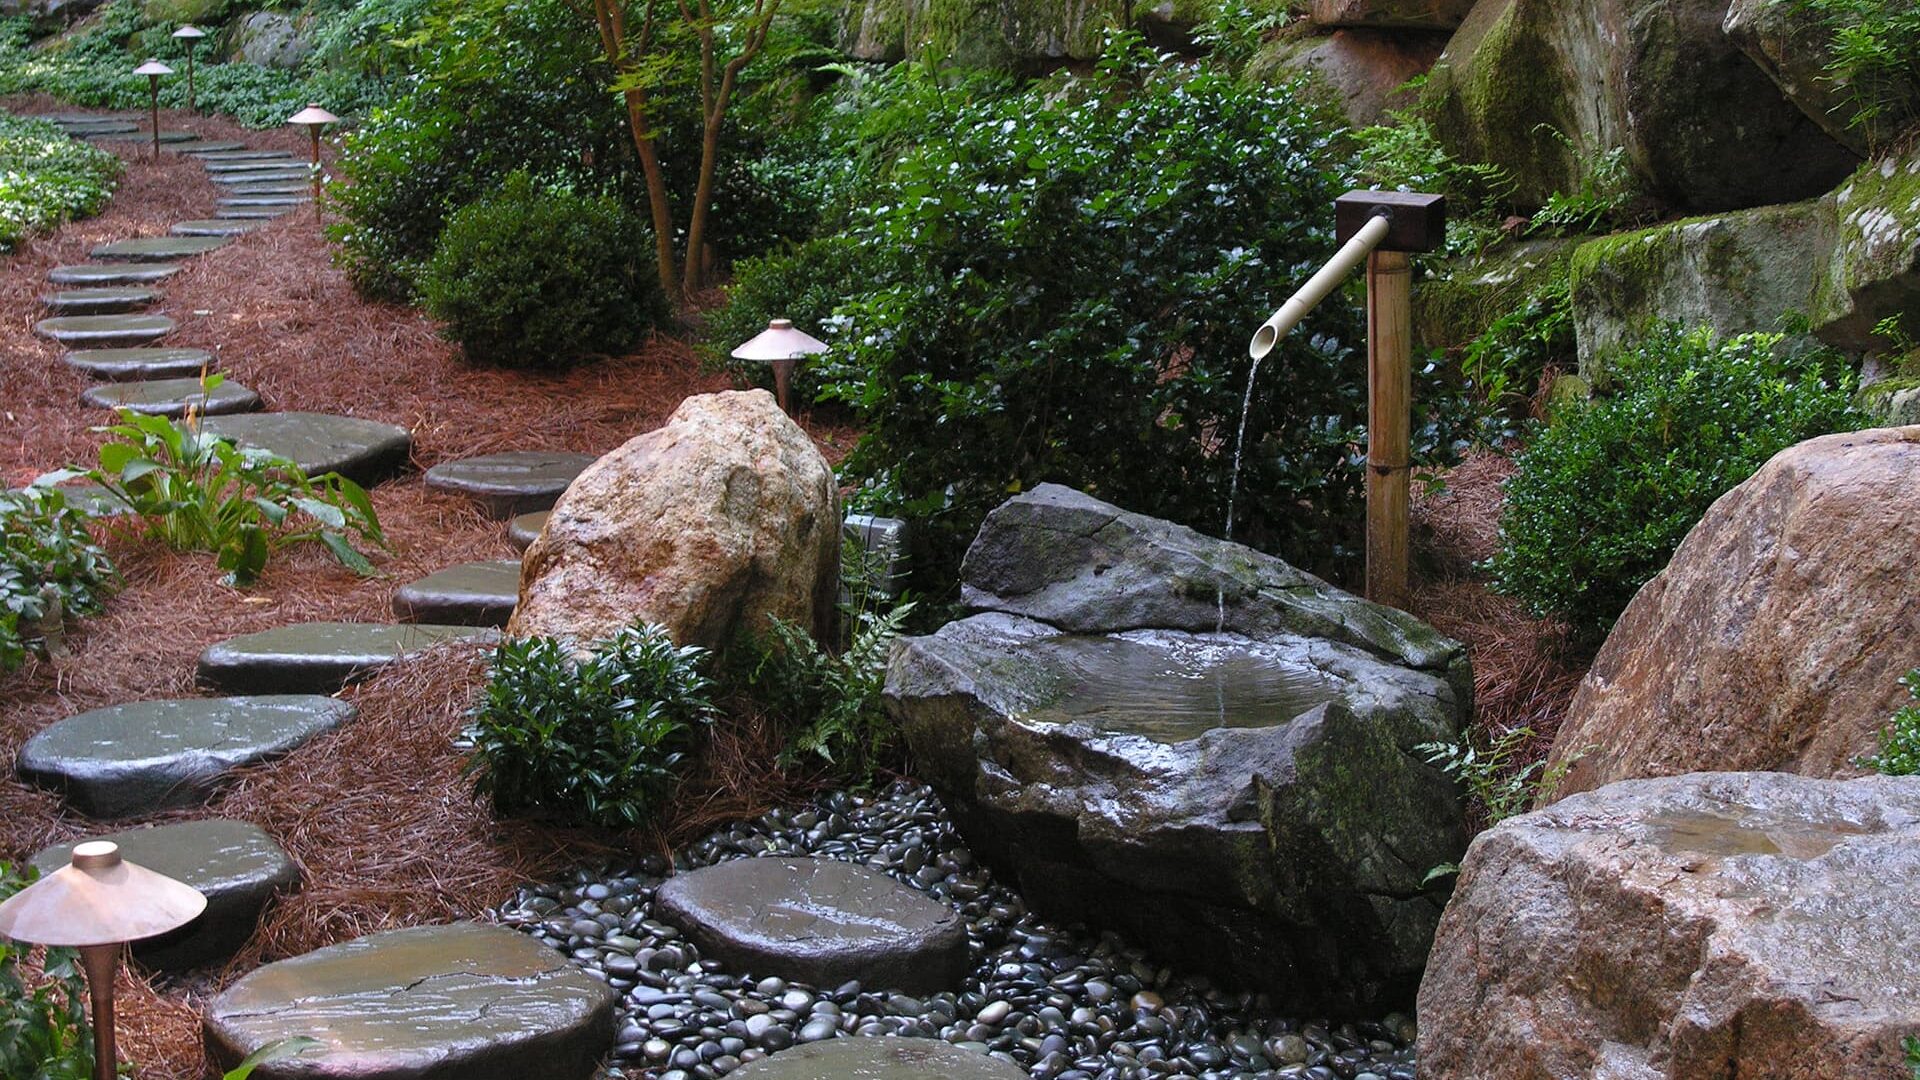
[1,483,117,673]
[0,110,122,250]
[80,400,385,587]
[0,863,93,1080]
[467,621,714,828]
[1418,726,1574,826]
[1793,0,1920,147]
[1857,669,1920,776]
[1354,99,1514,256]
[222,1037,323,1080]
[1460,271,1574,419]
[1527,128,1637,236]
[1904,1034,1919,1079]
[1191,0,1286,71]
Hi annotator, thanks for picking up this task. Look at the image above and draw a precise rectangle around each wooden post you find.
[1365,249,1411,610]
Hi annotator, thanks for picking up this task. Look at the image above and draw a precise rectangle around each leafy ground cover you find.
[0,108,119,250]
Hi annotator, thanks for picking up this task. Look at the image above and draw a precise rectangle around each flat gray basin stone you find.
[93,235,230,262]
[16,695,354,818]
[219,195,310,208]
[507,511,548,551]
[198,622,497,694]
[40,286,157,315]
[730,1039,1029,1080]
[195,149,293,162]
[200,412,413,486]
[32,819,298,970]
[204,921,616,1080]
[173,139,248,154]
[424,452,597,518]
[34,313,173,346]
[82,376,260,417]
[49,262,181,286]
[654,857,970,995]
[393,561,521,627]
[65,346,213,381]
[211,170,309,186]
[173,219,261,237]
[87,129,196,143]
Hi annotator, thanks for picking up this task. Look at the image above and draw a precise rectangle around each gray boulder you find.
[884,485,1470,1015]
[1248,27,1449,127]
[227,11,313,69]
[0,0,104,31]
[1723,0,1920,156]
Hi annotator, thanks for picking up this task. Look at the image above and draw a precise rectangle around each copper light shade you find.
[170,24,206,38]
[731,319,829,415]
[287,103,339,126]
[131,59,173,77]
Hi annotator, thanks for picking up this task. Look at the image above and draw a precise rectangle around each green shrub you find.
[418,172,669,367]
[466,622,714,828]
[1858,669,1920,776]
[700,235,863,402]
[1490,326,1866,637]
[1460,269,1574,420]
[1353,98,1512,256]
[1,484,117,673]
[1418,726,1577,826]
[0,863,93,1080]
[0,110,121,251]
[1906,1034,1919,1079]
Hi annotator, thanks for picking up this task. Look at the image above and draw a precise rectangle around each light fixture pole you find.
[172,25,206,112]
[731,318,830,416]
[286,102,338,220]
[132,59,173,160]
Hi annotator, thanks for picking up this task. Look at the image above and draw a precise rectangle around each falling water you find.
[1216,352,1268,633]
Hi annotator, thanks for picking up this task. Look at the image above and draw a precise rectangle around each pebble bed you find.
[499,781,1419,1080]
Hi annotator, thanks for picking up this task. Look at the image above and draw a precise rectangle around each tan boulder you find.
[509,390,839,651]
[1545,427,1920,798]
[1310,0,1475,31]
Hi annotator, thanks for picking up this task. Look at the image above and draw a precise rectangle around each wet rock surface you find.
[91,235,230,261]
[199,412,413,486]
[39,286,157,314]
[81,375,260,417]
[33,313,173,346]
[392,560,521,627]
[63,346,213,381]
[197,622,496,694]
[171,219,262,237]
[507,510,548,551]
[423,451,597,518]
[48,261,181,286]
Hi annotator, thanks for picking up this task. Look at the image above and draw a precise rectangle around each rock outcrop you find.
[884,485,1470,1015]
[511,390,839,652]
[1545,428,1920,798]
[1418,771,1920,1080]
[1722,0,1920,157]
[227,11,314,69]
[1248,28,1449,126]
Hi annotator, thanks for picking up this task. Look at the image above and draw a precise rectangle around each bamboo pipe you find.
[1248,213,1390,361]
[1365,249,1412,610]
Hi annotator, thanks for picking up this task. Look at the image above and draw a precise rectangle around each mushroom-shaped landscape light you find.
[287,102,338,213]
[132,59,173,160]
[731,319,829,415]
[0,841,206,1080]
[171,25,206,112]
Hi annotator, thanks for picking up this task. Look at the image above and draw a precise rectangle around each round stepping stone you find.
[205,159,309,174]
[30,112,136,125]
[653,857,970,995]
[34,313,173,347]
[194,149,294,162]
[172,219,262,237]
[731,1039,1029,1080]
[93,235,230,262]
[40,286,157,315]
[173,139,248,154]
[424,452,597,518]
[205,921,616,1080]
[197,622,498,694]
[220,195,310,208]
[210,169,309,185]
[227,181,310,195]
[16,695,354,818]
[87,129,197,143]
[199,412,413,486]
[55,119,137,134]
[65,346,213,381]
[507,510,548,551]
[392,560,521,627]
[82,376,260,417]
[217,207,293,220]
[49,261,181,286]
[31,819,298,971]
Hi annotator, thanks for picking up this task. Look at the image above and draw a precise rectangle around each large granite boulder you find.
[884,485,1471,1015]
[227,11,315,69]
[1247,27,1448,127]
[1813,142,1920,352]
[1310,0,1474,30]
[510,390,838,652]
[1417,771,1920,1080]
[1413,237,1577,355]
[839,0,1203,68]
[1546,428,1920,798]
[1722,0,1920,157]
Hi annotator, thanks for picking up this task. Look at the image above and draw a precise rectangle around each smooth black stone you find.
[392,560,521,627]
[64,347,213,381]
[171,219,262,237]
[197,622,497,694]
[199,412,413,486]
[423,452,597,518]
[92,235,231,262]
[729,1039,1029,1079]
[81,376,261,418]
[507,510,548,551]
[40,286,158,315]
[34,313,173,346]
[48,262,183,286]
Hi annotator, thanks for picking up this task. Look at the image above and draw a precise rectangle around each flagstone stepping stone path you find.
[49,261,181,285]
[197,622,497,694]
[194,150,294,162]
[65,346,213,381]
[221,195,310,209]
[424,451,597,517]
[653,857,972,996]
[40,286,157,314]
[228,181,310,195]
[174,139,248,154]
[508,510,548,551]
[54,119,137,134]
[88,129,197,144]
[204,922,616,1080]
[199,412,413,485]
[218,206,294,220]
[203,159,306,174]
[81,376,261,417]
[210,170,310,185]
[15,695,355,818]
[34,313,174,346]
[31,819,299,971]
[93,235,230,261]
[730,1039,1029,1080]
[392,560,522,627]
[172,219,262,237]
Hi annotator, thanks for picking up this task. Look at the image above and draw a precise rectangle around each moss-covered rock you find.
[1246,25,1447,126]
[1413,236,1576,355]
[1813,144,1920,352]
[840,0,1167,68]
[1859,376,1920,425]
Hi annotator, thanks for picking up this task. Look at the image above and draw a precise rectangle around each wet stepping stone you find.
[654,857,970,995]
[82,376,261,417]
[731,1039,1029,1080]
[173,139,247,154]
[56,119,137,134]
[204,922,616,1080]
[49,261,181,286]
[424,451,597,518]
[1,484,133,517]
[227,181,310,195]
[199,412,413,486]
[65,346,213,381]
[93,235,230,261]
[219,195,309,208]
[88,129,197,143]
[210,170,309,185]
[31,819,298,971]
[197,622,497,694]
[392,560,520,627]
[194,149,294,162]
[205,159,309,174]
[40,286,157,315]
[173,219,262,237]
[217,207,293,220]
[35,313,173,347]
[16,695,354,818]
[507,510,547,551]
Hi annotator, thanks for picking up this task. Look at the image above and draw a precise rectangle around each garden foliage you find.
[1793,0,1920,147]
[0,485,116,674]
[0,864,93,1080]
[0,110,120,251]
[1858,669,1920,776]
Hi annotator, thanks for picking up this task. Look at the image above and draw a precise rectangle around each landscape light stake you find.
[172,25,206,112]
[287,103,339,222]
[133,59,173,160]
[732,318,830,416]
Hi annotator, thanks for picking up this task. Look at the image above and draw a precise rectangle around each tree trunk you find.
[621,88,679,297]
[681,112,726,294]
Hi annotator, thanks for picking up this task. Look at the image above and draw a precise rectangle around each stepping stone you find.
[82,376,261,418]
[197,623,497,694]
[16,695,354,818]
[87,129,197,143]
[210,170,309,186]
[424,452,597,518]
[204,159,309,174]
[35,313,173,347]
[199,412,413,486]
[227,181,310,195]
[93,235,230,262]
[172,219,261,237]
[172,139,248,154]
[217,207,293,220]
[507,510,547,551]
[65,346,213,381]
[55,119,137,135]
[31,819,298,971]
[194,150,294,163]
[2,484,133,517]
[49,261,181,286]
[219,195,310,208]
[392,560,521,627]
[30,112,136,126]
[653,857,970,995]
[731,1040,1029,1080]
[204,922,615,1080]
[40,286,157,315]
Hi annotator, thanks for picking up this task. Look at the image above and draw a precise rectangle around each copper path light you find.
[132,59,173,160]
[731,318,830,416]
[286,103,338,219]
[172,25,206,112]
[0,841,206,1080]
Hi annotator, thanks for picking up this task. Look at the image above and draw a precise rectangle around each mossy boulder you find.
[1812,145,1920,352]
[1247,25,1447,126]
[1310,0,1475,30]
[1413,236,1576,355]
[1860,376,1920,425]
[1722,0,1920,157]
[841,0,1200,67]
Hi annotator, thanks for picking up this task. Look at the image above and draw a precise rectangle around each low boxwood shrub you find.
[0,110,121,251]
[1489,326,1867,638]
[418,172,669,367]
